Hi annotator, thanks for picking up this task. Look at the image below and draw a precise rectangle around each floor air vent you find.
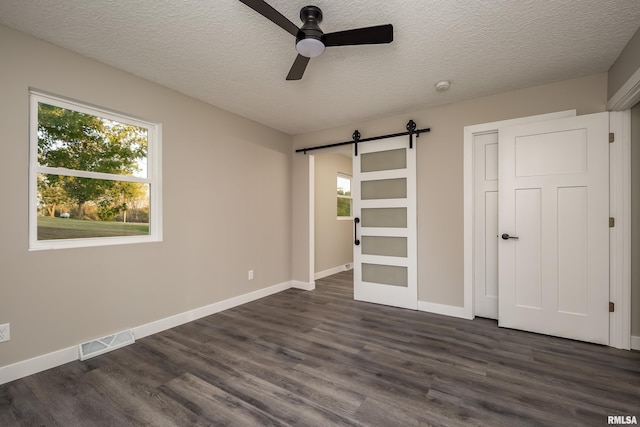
[79,329,135,361]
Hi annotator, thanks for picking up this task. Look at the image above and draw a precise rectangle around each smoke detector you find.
[435,80,451,91]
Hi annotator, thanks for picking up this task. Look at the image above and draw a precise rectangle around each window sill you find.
[29,234,162,251]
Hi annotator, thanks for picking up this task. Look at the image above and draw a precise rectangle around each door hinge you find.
[609,302,615,312]
[609,132,615,143]
[609,217,615,227]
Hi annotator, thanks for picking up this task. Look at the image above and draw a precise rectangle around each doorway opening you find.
[311,149,354,282]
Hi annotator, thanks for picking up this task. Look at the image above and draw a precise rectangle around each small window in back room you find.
[29,91,162,250]
[337,174,352,218]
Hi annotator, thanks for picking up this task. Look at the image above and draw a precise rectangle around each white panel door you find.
[473,132,499,318]
[498,112,609,344]
[353,136,417,310]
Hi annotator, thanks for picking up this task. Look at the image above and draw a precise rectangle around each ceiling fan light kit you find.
[239,0,394,80]
[296,38,325,58]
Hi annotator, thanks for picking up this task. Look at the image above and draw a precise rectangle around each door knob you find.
[501,233,519,240]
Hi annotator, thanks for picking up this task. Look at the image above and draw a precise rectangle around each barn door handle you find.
[501,233,519,240]
[354,217,361,246]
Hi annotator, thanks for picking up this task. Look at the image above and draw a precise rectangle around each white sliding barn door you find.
[353,136,417,310]
[498,113,610,344]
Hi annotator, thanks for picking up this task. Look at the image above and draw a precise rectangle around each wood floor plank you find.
[1,270,638,426]
[22,365,134,426]
[0,380,55,426]
[141,331,363,426]
[160,372,287,426]
[160,327,367,417]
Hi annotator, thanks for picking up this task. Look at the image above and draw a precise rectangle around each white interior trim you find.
[0,346,78,386]
[0,279,300,385]
[134,280,295,339]
[291,280,316,291]
[315,263,353,280]
[463,110,577,320]
[609,110,632,350]
[608,66,640,111]
[631,336,640,351]
[309,154,315,284]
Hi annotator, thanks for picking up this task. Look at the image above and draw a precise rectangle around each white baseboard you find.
[291,280,316,291]
[133,280,293,339]
[418,301,473,320]
[314,263,353,280]
[0,279,301,385]
[0,346,78,386]
[631,336,640,351]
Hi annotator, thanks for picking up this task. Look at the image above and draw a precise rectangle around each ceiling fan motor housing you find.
[297,5,324,44]
[295,5,325,57]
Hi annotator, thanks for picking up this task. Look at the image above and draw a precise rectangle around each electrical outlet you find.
[0,323,10,343]
[248,269,254,280]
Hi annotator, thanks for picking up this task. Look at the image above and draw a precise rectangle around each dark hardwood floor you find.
[1,270,639,426]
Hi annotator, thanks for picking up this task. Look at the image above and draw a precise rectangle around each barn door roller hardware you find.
[296,120,430,156]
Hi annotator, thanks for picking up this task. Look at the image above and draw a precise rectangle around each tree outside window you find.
[337,174,352,218]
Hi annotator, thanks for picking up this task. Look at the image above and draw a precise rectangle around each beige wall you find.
[314,154,353,275]
[0,25,292,367]
[293,73,607,306]
[608,26,640,99]
[632,102,640,337]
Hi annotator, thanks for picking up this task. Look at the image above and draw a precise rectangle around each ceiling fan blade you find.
[324,24,393,47]
[286,54,310,80]
[238,0,299,37]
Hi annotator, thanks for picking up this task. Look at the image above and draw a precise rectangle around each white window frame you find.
[29,91,162,250]
[337,173,353,220]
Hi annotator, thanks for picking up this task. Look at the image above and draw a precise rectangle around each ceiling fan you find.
[239,0,394,80]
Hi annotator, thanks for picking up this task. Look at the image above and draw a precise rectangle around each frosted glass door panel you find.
[361,236,407,257]
[361,208,407,228]
[362,263,408,287]
[361,148,407,172]
[361,178,407,200]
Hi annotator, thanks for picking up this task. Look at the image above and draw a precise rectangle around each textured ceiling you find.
[1,1,639,135]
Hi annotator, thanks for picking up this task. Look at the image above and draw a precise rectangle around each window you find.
[337,174,352,219]
[29,91,162,250]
